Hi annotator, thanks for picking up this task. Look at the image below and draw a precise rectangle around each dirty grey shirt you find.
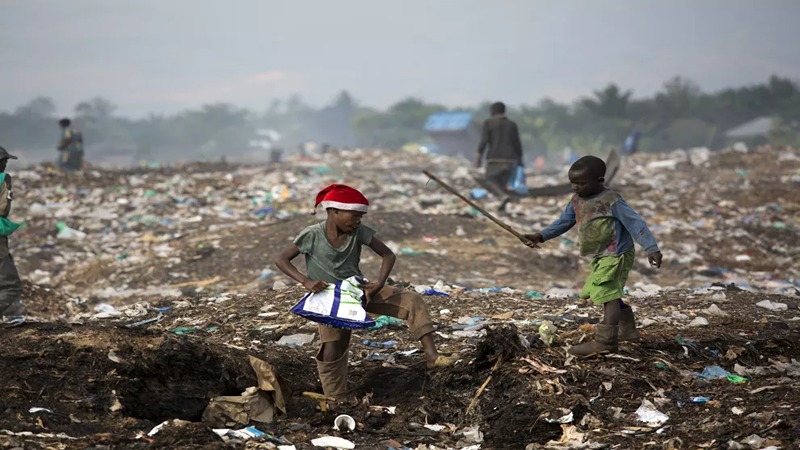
[293,222,375,284]
[476,115,523,163]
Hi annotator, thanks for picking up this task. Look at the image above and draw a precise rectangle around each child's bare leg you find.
[364,286,456,368]
[602,299,622,325]
[420,332,439,363]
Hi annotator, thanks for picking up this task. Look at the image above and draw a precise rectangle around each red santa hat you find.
[314,184,369,213]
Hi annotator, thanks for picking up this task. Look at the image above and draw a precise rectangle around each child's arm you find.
[273,244,328,293]
[520,201,577,246]
[611,199,663,268]
[365,237,396,300]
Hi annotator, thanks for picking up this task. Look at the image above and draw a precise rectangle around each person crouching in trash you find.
[274,184,457,400]
[0,146,26,319]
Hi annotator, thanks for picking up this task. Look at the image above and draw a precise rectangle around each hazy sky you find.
[2,0,799,117]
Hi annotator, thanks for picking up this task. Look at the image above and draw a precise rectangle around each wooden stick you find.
[169,275,224,288]
[466,374,493,415]
[466,356,504,415]
[422,170,539,248]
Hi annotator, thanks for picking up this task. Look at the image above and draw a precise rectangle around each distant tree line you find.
[2,75,799,164]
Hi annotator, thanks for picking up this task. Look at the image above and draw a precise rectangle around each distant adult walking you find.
[57,118,84,172]
[0,146,25,319]
[475,102,523,210]
[623,131,641,156]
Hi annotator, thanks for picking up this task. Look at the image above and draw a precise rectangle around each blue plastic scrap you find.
[422,288,449,297]
[695,365,730,380]
[470,188,488,200]
[253,207,275,216]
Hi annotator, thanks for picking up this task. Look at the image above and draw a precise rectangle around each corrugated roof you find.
[724,116,774,138]
[424,112,474,132]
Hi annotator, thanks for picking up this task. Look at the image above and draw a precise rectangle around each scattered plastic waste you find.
[459,425,484,443]
[333,414,356,432]
[361,339,398,349]
[545,424,601,449]
[479,287,504,293]
[727,374,749,384]
[171,326,199,335]
[277,333,315,347]
[755,300,788,311]
[470,188,488,199]
[55,222,87,241]
[367,315,404,330]
[635,399,669,425]
[422,288,449,296]
[148,419,192,437]
[695,365,749,383]
[310,436,355,449]
[28,407,54,414]
[93,303,120,318]
[253,207,275,216]
[688,316,709,327]
[542,408,574,423]
[399,247,428,256]
[538,320,557,346]
[259,269,276,280]
[702,304,729,317]
[212,426,266,440]
[126,313,163,328]
[695,365,731,380]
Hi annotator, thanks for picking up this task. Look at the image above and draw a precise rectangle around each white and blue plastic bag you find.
[290,276,375,329]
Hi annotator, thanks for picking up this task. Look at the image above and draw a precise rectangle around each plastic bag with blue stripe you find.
[290,276,376,329]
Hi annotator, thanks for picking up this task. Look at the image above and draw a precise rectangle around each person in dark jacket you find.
[475,102,523,210]
[0,146,25,319]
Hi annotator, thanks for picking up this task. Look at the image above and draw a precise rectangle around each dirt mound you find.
[20,281,70,318]
[0,324,282,448]
[2,287,800,448]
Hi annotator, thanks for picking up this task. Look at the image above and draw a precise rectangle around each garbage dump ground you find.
[1,145,799,449]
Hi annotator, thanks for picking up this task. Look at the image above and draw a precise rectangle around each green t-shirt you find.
[294,222,375,284]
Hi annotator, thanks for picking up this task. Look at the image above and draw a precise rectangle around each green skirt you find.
[580,249,635,305]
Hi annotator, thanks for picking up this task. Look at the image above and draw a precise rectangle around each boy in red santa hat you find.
[274,184,457,400]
